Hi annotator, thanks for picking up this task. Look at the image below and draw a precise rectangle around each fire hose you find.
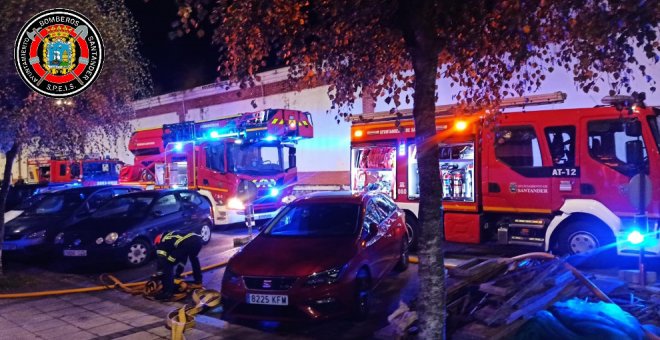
[0,260,228,299]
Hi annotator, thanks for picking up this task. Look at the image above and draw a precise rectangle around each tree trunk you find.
[405,0,445,338]
[0,143,20,276]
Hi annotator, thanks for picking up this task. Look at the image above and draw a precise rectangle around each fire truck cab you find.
[350,93,660,257]
[157,109,313,226]
[119,127,165,187]
[28,158,123,186]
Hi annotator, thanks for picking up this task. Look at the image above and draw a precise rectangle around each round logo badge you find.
[14,8,104,98]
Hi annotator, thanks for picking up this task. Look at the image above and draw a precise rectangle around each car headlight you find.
[281,195,296,204]
[104,232,119,245]
[227,197,245,210]
[222,267,242,286]
[54,232,65,244]
[305,265,346,286]
[27,229,46,240]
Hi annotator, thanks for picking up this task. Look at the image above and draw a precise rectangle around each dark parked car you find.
[221,191,408,321]
[57,190,213,267]
[3,186,140,254]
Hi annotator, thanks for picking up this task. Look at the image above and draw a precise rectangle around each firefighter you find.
[153,231,204,301]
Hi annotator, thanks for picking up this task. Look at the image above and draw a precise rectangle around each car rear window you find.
[264,203,360,237]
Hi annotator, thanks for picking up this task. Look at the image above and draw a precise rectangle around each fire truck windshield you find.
[228,143,283,175]
[83,162,118,179]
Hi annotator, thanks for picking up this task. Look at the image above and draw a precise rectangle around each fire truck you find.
[118,127,165,187]
[127,109,313,226]
[350,92,660,257]
[28,158,123,186]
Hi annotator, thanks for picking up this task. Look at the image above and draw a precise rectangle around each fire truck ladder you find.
[350,91,567,122]
[163,109,314,146]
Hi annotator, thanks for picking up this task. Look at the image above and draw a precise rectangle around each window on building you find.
[495,126,543,167]
[545,126,576,166]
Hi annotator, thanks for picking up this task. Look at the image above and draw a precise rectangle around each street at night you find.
[1,1,659,339]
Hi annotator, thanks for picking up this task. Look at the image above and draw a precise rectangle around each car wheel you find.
[394,234,409,272]
[555,220,616,266]
[125,239,151,267]
[405,214,419,252]
[353,268,371,321]
[200,223,212,245]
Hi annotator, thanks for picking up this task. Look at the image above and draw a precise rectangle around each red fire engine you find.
[119,127,165,187]
[350,92,660,257]
[28,158,123,186]
[124,109,313,226]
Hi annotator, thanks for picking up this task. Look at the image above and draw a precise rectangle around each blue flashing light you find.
[173,142,183,151]
[398,143,406,156]
[209,130,221,139]
[627,230,645,245]
[263,135,277,142]
[269,187,280,197]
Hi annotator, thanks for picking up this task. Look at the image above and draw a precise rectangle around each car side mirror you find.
[152,210,164,217]
[366,222,378,240]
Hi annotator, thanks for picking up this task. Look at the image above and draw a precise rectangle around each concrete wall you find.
[3,58,658,184]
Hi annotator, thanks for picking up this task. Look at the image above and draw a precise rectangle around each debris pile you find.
[379,252,660,339]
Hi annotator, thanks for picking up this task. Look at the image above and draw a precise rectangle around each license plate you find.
[63,249,87,257]
[246,293,288,306]
[2,244,16,250]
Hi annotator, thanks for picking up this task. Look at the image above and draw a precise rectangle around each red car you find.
[221,191,409,321]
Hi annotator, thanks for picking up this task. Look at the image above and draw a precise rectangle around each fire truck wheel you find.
[556,220,616,259]
[405,214,419,252]
[200,223,212,245]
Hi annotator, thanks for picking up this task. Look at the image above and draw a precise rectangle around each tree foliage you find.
[178,0,658,111]
[175,0,658,338]
[0,0,150,274]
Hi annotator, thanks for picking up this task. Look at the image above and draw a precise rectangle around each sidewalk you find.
[0,288,275,340]
[0,231,273,340]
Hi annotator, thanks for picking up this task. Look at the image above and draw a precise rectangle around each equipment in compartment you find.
[438,143,475,202]
[351,146,396,197]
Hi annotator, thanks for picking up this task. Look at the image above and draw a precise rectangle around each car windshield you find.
[15,193,47,210]
[24,192,85,216]
[92,195,155,219]
[264,203,360,237]
[228,143,283,175]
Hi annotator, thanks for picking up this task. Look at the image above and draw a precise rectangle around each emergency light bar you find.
[350,91,568,123]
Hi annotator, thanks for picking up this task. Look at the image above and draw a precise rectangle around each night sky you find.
[127,1,220,96]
